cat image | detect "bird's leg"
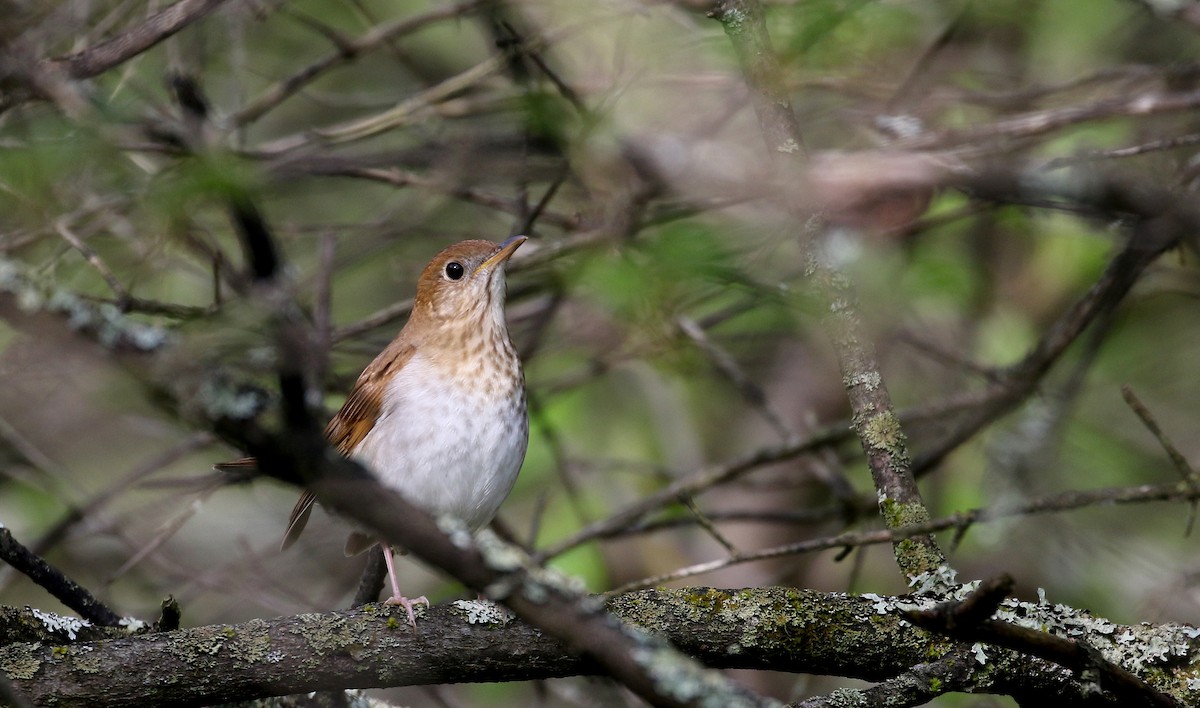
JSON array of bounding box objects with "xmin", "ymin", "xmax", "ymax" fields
[{"xmin": 380, "ymin": 542, "xmax": 428, "ymax": 626}]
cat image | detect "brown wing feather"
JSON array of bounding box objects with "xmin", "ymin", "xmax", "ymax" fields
[
  {"xmin": 323, "ymin": 382, "xmax": 384, "ymax": 456},
  {"xmin": 280, "ymin": 490, "xmax": 316, "ymax": 551},
  {"xmin": 321, "ymin": 341, "xmax": 416, "ymax": 552},
  {"xmin": 215, "ymin": 339, "xmax": 417, "ymax": 552},
  {"xmin": 324, "ymin": 339, "xmax": 414, "ymax": 454},
  {"xmin": 212, "ymin": 457, "xmax": 257, "ymax": 472}
]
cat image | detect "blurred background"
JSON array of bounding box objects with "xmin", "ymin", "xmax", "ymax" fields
[{"xmin": 2, "ymin": 0, "xmax": 1200, "ymax": 705}]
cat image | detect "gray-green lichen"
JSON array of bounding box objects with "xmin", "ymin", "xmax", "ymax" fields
[
  {"xmin": 195, "ymin": 378, "xmax": 267, "ymax": 420},
  {"xmin": 860, "ymin": 410, "xmax": 907, "ymax": 459},
  {"xmin": 881, "ymin": 581, "xmax": 1200, "ymax": 702},
  {"xmin": 844, "ymin": 370, "xmax": 882, "ymax": 392},
  {"xmin": 162, "ymin": 619, "xmax": 279, "ymax": 669},
  {"xmin": 437, "ymin": 516, "xmax": 473, "ymax": 548},
  {"xmin": 0, "ymin": 642, "xmax": 43, "ymax": 681},
  {"xmin": 905, "ymin": 565, "xmax": 960, "ymax": 595},
  {"xmin": 877, "ymin": 495, "xmax": 932, "ymax": 529},
  {"xmin": 617, "ymin": 587, "xmax": 872, "ymax": 660},
  {"xmin": 467, "ymin": 527, "xmax": 590, "ymax": 608},
  {"xmin": 69, "ymin": 645, "xmax": 103, "ymax": 675},
  {"xmin": 472, "ymin": 527, "xmax": 524, "ymax": 572},
  {"xmin": 715, "ymin": 6, "xmax": 747, "ymax": 34},
  {"xmin": 452, "ymin": 599, "xmax": 514, "ymax": 625},
  {"xmin": 287, "ymin": 613, "xmax": 372, "ymax": 659},
  {"xmin": 0, "ymin": 259, "xmax": 169, "ymax": 351}
]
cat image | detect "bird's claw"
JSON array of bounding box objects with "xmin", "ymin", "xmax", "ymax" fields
[{"xmin": 385, "ymin": 594, "xmax": 430, "ymax": 627}]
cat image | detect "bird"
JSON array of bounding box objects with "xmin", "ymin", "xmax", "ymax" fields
[{"xmin": 218, "ymin": 236, "xmax": 529, "ymax": 625}]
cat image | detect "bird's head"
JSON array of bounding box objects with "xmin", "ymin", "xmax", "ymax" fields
[{"xmin": 411, "ymin": 236, "xmax": 526, "ymax": 328}]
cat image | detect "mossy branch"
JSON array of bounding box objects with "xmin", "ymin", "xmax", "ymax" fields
[{"xmin": 4, "ymin": 586, "xmax": 1198, "ymax": 707}]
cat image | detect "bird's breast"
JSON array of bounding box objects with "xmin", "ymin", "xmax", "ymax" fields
[{"xmin": 350, "ymin": 350, "xmax": 528, "ymax": 530}]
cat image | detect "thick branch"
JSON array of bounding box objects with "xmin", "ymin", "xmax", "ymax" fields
[
  {"xmin": 5, "ymin": 587, "xmax": 1198, "ymax": 707},
  {"xmin": 905, "ymin": 578, "xmax": 1183, "ymax": 707}
]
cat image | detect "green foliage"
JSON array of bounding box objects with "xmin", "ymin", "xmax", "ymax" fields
[
  {"xmin": 775, "ymin": 0, "xmax": 923, "ymax": 67},
  {"xmin": 575, "ymin": 223, "xmax": 742, "ymax": 325}
]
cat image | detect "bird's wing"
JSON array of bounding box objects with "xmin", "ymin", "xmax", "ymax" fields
[
  {"xmin": 316, "ymin": 341, "xmax": 418, "ymax": 551},
  {"xmin": 324, "ymin": 340, "xmax": 415, "ymax": 455},
  {"xmin": 220, "ymin": 342, "xmax": 418, "ymax": 551}
]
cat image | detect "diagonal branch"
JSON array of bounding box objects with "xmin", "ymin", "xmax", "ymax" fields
[
  {"xmin": 710, "ymin": 0, "xmax": 946, "ymax": 580},
  {"xmin": 0, "ymin": 528, "xmax": 122, "ymax": 627},
  {"xmin": 231, "ymin": 1, "xmax": 485, "ymax": 126},
  {"xmin": 49, "ymin": 0, "xmax": 231, "ymax": 79}
]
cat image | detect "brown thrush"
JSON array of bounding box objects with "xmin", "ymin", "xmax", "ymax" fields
[{"xmin": 219, "ymin": 236, "xmax": 528, "ymax": 625}]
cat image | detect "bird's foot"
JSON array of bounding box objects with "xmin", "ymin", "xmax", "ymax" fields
[{"xmin": 385, "ymin": 594, "xmax": 430, "ymax": 627}]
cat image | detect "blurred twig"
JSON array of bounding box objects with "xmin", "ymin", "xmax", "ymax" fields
[
  {"xmin": 45, "ymin": 0, "xmax": 230, "ymax": 80},
  {"xmin": 912, "ymin": 174, "xmax": 1186, "ymax": 476},
  {"xmin": 231, "ymin": 0, "xmax": 485, "ymax": 126},
  {"xmin": 536, "ymin": 423, "xmax": 851, "ymax": 562},
  {"xmin": 606, "ymin": 477, "xmax": 1200, "ymax": 594},
  {"xmin": 1122, "ymin": 385, "xmax": 1200, "ymax": 534},
  {"xmin": 676, "ymin": 315, "xmax": 793, "ymax": 439},
  {"xmin": 29, "ymin": 433, "xmax": 214, "ymax": 558}
]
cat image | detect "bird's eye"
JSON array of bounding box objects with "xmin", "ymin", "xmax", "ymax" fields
[{"xmin": 444, "ymin": 261, "xmax": 465, "ymax": 280}]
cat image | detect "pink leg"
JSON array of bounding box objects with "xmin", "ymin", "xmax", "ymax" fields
[{"xmin": 380, "ymin": 543, "xmax": 428, "ymax": 626}]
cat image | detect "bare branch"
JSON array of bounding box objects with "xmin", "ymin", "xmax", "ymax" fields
[
  {"xmin": 49, "ymin": 0, "xmax": 231, "ymax": 79},
  {"xmin": 0, "ymin": 527, "xmax": 122, "ymax": 627}
]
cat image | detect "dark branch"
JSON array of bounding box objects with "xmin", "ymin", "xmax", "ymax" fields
[
  {"xmin": 227, "ymin": 197, "xmax": 280, "ymax": 283},
  {"xmin": 0, "ymin": 527, "xmax": 122, "ymax": 627}
]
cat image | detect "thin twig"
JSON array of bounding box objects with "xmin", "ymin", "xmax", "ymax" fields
[
  {"xmin": 898, "ymin": 86, "xmax": 1200, "ymax": 152},
  {"xmin": 536, "ymin": 424, "xmax": 852, "ymax": 563},
  {"xmin": 605, "ymin": 478, "xmax": 1200, "ymax": 594},
  {"xmin": 288, "ymin": 165, "xmax": 578, "ymax": 230},
  {"xmin": 231, "ymin": 0, "xmax": 485, "ymax": 126},
  {"xmin": 253, "ymin": 51, "xmax": 514, "ymax": 154},
  {"xmin": 1042, "ymin": 133, "xmax": 1200, "ymax": 171},
  {"xmin": 1122, "ymin": 385, "xmax": 1200, "ymax": 534},
  {"xmin": 676, "ymin": 315, "xmax": 793, "ymax": 439},
  {"xmin": 30, "ymin": 433, "xmax": 214, "ymax": 558},
  {"xmin": 312, "ymin": 232, "xmax": 338, "ymax": 381}
]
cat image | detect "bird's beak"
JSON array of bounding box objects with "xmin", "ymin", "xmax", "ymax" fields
[{"xmin": 475, "ymin": 235, "xmax": 527, "ymax": 274}]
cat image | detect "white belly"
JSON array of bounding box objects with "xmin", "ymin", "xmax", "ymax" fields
[{"xmin": 350, "ymin": 354, "xmax": 527, "ymax": 530}]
